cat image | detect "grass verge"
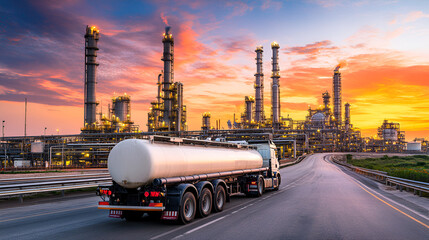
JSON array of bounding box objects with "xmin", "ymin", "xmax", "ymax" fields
[{"xmin": 348, "ymin": 155, "xmax": 429, "ymax": 183}]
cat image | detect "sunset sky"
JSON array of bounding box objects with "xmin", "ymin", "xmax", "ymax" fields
[{"xmin": 0, "ymin": 0, "xmax": 428, "ymax": 140}]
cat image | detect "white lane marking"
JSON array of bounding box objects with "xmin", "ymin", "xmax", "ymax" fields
[
  {"xmin": 327, "ymin": 156, "xmax": 429, "ymax": 222},
  {"xmin": 154, "ymin": 173, "xmax": 311, "ymax": 239},
  {"xmin": 185, "ymin": 216, "xmax": 226, "ymax": 235}
]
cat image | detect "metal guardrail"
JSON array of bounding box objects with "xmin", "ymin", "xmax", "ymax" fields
[
  {"xmin": 0, "ymin": 176, "xmax": 112, "ymax": 202},
  {"xmin": 330, "ymin": 155, "xmax": 429, "ymax": 197},
  {"xmin": 0, "ymin": 173, "xmax": 110, "ymax": 183},
  {"xmin": 280, "ymin": 154, "xmax": 307, "ymax": 168}
]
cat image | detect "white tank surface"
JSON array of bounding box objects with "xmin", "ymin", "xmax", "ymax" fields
[
  {"xmin": 108, "ymin": 139, "xmax": 263, "ymax": 188},
  {"xmin": 407, "ymin": 142, "xmax": 421, "ymax": 151}
]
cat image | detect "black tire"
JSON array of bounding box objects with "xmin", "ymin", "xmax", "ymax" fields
[
  {"xmin": 123, "ymin": 211, "xmax": 143, "ymax": 221},
  {"xmin": 213, "ymin": 185, "xmax": 226, "ymax": 213},
  {"xmin": 179, "ymin": 192, "xmax": 196, "ymax": 224},
  {"xmin": 198, "ymin": 188, "xmax": 212, "ymax": 217},
  {"xmin": 274, "ymin": 173, "xmax": 281, "ymax": 191},
  {"xmin": 256, "ymin": 176, "xmax": 264, "ymax": 197}
]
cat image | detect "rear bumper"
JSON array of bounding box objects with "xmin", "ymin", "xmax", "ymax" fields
[{"xmin": 98, "ymin": 205, "xmax": 165, "ymax": 211}]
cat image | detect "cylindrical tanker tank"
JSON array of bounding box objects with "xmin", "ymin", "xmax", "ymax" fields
[{"xmin": 108, "ymin": 139, "xmax": 263, "ymax": 189}]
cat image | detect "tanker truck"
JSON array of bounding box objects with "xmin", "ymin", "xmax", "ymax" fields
[{"xmin": 97, "ymin": 135, "xmax": 281, "ymax": 224}]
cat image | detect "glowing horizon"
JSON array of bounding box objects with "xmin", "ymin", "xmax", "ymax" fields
[{"xmin": 0, "ymin": 0, "xmax": 428, "ymax": 141}]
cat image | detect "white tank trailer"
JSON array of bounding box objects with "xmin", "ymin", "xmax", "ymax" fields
[{"xmin": 97, "ymin": 136, "xmax": 282, "ymax": 224}]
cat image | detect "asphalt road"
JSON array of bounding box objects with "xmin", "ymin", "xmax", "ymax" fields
[{"xmin": 0, "ymin": 153, "xmax": 428, "ymax": 240}]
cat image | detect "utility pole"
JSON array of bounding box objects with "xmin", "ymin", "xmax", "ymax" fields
[
  {"xmin": 24, "ymin": 98, "xmax": 27, "ymax": 137},
  {"xmin": 1, "ymin": 120, "xmax": 4, "ymax": 169}
]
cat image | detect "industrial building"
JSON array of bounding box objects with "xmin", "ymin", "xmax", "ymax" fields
[
  {"xmin": 147, "ymin": 26, "xmax": 187, "ymax": 132},
  {"xmin": 0, "ymin": 26, "xmax": 420, "ymax": 169},
  {"xmin": 81, "ymin": 26, "xmax": 139, "ymax": 134}
]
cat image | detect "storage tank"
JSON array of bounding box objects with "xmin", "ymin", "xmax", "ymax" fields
[
  {"xmin": 112, "ymin": 95, "xmax": 131, "ymax": 122},
  {"xmin": 407, "ymin": 142, "xmax": 421, "ymax": 151},
  {"xmin": 108, "ymin": 139, "xmax": 263, "ymax": 188}
]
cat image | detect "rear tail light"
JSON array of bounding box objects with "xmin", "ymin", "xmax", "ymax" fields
[
  {"xmin": 149, "ymin": 202, "xmax": 163, "ymax": 207},
  {"xmin": 99, "ymin": 201, "xmax": 109, "ymax": 205},
  {"xmin": 150, "ymin": 191, "xmax": 160, "ymax": 197},
  {"xmin": 100, "ymin": 190, "xmax": 112, "ymax": 195},
  {"xmin": 251, "ymin": 181, "xmax": 257, "ymax": 185}
]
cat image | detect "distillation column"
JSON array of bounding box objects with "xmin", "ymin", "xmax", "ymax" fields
[
  {"xmin": 333, "ymin": 65, "xmax": 342, "ymax": 125},
  {"xmin": 271, "ymin": 42, "xmax": 281, "ymax": 128},
  {"xmin": 84, "ymin": 26, "xmax": 100, "ymax": 128},
  {"xmin": 201, "ymin": 113, "xmax": 211, "ymax": 131},
  {"xmin": 162, "ymin": 26, "xmax": 174, "ymax": 127},
  {"xmin": 322, "ymin": 91, "xmax": 330, "ymax": 111},
  {"xmin": 245, "ymin": 96, "xmax": 255, "ymax": 123},
  {"xmin": 345, "ymin": 103, "xmax": 350, "ymax": 131},
  {"xmin": 254, "ymin": 46, "xmax": 264, "ymax": 123},
  {"xmin": 176, "ymin": 82, "xmax": 183, "ymax": 131}
]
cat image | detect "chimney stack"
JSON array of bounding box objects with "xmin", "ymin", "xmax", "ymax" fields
[
  {"xmin": 271, "ymin": 42, "xmax": 280, "ymax": 128},
  {"xmin": 333, "ymin": 65, "xmax": 342, "ymax": 125},
  {"xmin": 84, "ymin": 26, "xmax": 100, "ymax": 128},
  {"xmin": 254, "ymin": 46, "xmax": 264, "ymax": 123}
]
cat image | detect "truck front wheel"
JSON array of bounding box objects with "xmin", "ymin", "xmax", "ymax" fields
[
  {"xmin": 198, "ymin": 188, "xmax": 212, "ymax": 217},
  {"xmin": 213, "ymin": 185, "xmax": 226, "ymax": 212},
  {"xmin": 274, "ymin": 173, "xmax": 281, "ymax": 191},
  {"xmin": 179, "ymin": 192, "xmax": 196, "ymax": 224}
]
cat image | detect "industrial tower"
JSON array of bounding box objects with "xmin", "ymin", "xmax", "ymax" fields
[
  {"xmin": 147, "ymin": 26, "xmax": 187, "ymax": 132},
  {"xmin": 333, "ymin": 65, "xmax": 342, "ymax": 125},
  {"xmin": 271, "ymin": 42, "xmax": 281, "ymax": 129},
  {"xmin": 83, "ymin": 26, "xmax": 99, "ymax": 129},
  {"xmin": 254, "ymin": 46, "xmax": 264, "ymax": 124}
]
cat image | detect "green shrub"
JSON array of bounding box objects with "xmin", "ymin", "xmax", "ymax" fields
[
  {"xmin": 346, "ymin": 154, "xmax": 353, "ymax": 161},
  {"xmin": 416, "ymin": 161, "xmax": 426, "ymax": 166}
]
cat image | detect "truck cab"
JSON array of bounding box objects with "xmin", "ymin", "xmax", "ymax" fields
[{"xmin": 248, "ymin": 140, "xmax": 281, "ymax": 189}]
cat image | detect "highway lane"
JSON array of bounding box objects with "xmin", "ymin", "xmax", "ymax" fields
[{"xmin": 0, "ymin": 153, "xmax": 428, "ymax": 240}]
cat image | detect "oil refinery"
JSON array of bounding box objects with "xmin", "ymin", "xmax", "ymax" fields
[{"xmin": 0, "ymin": 25, "xmax": 427, "ymax": 169}]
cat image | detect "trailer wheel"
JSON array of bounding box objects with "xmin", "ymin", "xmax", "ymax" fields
[
  {"xmin": 256, "ymin": 176, "xmax": 264, "ymax": 197},
  {"xmin": 274, "ymin": 173, "xmax": 281, "ymax": 191},
  {"xmin": 179, "ymin": 192, "xmax": 196, "ymax": 224},
  {"xmin": 123, "ymin": 211, "xmax": 143, "ymax": 221},
  {"xmin": 198, "ymin": 188, "xmax": 212, "ymax": 217},
  {"xmin": 213, "ymin": 185, "xmax": 226, "ymax": 212}
]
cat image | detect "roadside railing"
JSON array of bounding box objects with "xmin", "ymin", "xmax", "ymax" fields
[
  {"xmin": 0, "ymin": 172, "xmax": 110, "ymax": 183},
  {"xmin": 0, "ymin": 176, "xmax": 112, "ymax": 202},
  {"xmin": 330, "ymin": 155, "xmax": 429, "ymax": 197},
  {"xmin": 280, "ymin": 154, "xmax": 307, "ymax": 168}
]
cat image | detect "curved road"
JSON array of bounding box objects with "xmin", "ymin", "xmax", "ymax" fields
[{"xmin": 0, "ymin": 154, "xmax": 428, "ymax": 239}]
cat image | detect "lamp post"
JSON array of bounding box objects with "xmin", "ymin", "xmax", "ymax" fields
[
  {"xmin": 44, "ymin": 127, "xmax": 47, "ymax": 136},
  {"xmin": 2, "ymin": 120, "xmax": 5, "ymax": 169},
  {"xmin": 56, "ymin": 129, "xmax": 59, "ymax": 135}
]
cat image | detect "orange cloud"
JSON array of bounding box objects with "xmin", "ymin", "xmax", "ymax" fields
[{"xmin": 404, "ymin": 11, "xmax": 429, "ymax": 23}]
